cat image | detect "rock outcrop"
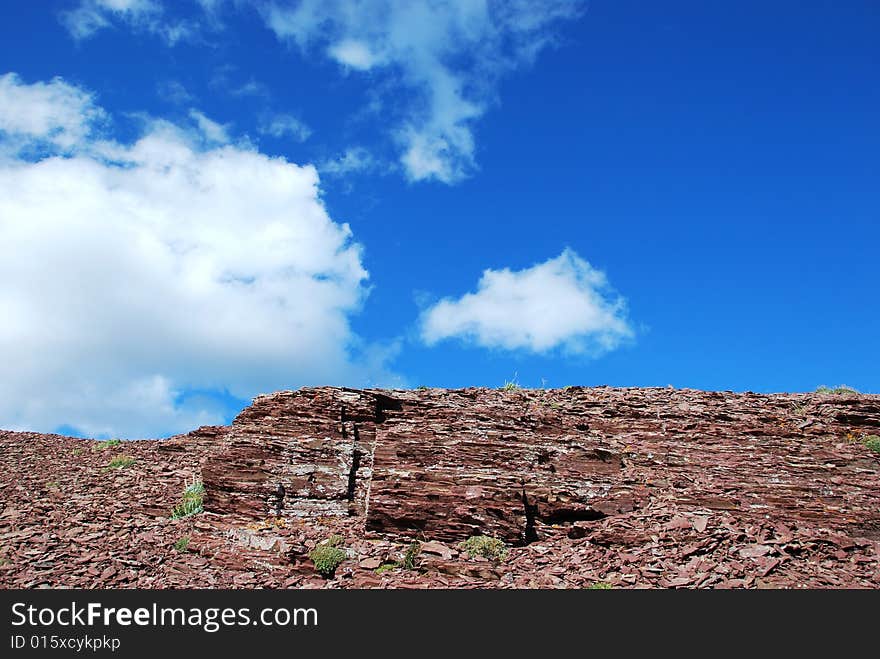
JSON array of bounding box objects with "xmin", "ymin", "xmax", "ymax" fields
[
  {"xmin": 2, "ymin": 386, "xmax": 879, "ymax": 589},
  {"xmin": 202, "ymin": 386, "xmax": 880, "ymax": 546}
]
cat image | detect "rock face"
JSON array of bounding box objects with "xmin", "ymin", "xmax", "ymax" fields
[
  {"xmin": 2, "ymin": 386, "xmax": 879, "ymax": 589},
  {"xmin": 202, "ymin": 386, "xmax": 880, "ymax": 546}
]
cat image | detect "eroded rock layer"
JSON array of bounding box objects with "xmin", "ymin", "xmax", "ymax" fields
[{"xmin": 202, "ymin": 387, "xmax": 880, "ymax": 546}]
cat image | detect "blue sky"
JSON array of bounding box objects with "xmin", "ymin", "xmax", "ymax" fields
[{"xmin": 0, "ymin": 1, "xmax": 877, "ymax": 438}]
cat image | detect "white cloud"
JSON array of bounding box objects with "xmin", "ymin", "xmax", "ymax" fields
[
  {"xmin": 188, "ymin": 108, "xmax": 231, "ymax": 144},
  {"xmin": 258, "ymin": 113, "xmax": 312, "ymax": 142},
  {"xmin": 421, "ymin": 250, "xmax": 633, "ymax": 355},
  {"xmin": 318, "ymin": 147, "xmax": 377, "ymax": 177},
  {"xmin": 327, "ymin": 39, "xmax": 380, "ymax": 71},
  {"xmin": 260, "ymin": 0, "xmax": 584, "ymax": 183},
  {"xmin": 0, "ymin": 72, "xmax": 106, "ymax": 151},
  {"xmin": 60, "ymin": 0, "xmax": 194, "ymax": 44},
  {"xmin": 57, "ymin": 1, "xmax": 584, "ymax": 182},
  {"xmin": 0, "ymin": 74, "xmax": 393, "ymax": 438}
]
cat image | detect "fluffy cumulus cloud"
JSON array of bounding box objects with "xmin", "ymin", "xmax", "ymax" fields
[
  {"xmin": 421, "ymin": 250, "xmax": 633, "ymax": 355},
  {"xmin": 0, "ymin": 73, "xmax": 106, "ymax": 151},
  {"xmin": 260, "ymin": 0, "xmax": 584, "ymax": 183},
  {"xmin": 0, "ymin": 73, "xmax": 392, "ymax": 438}
]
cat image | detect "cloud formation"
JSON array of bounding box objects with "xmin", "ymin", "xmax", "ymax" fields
[
  {"xmin": 318, "ymin": 147, "xmax": 378, "ymax": 177},
  {"xmin": 260, "ymin": 0, "xmax": 583, "ymax": 183},
  {"xmin": 421, "ymin": 250, "xmax": 633, "ymax": 355},
  {"xmin": 60, "ymin": 0, "xmax": 193, "ymax": 44},
  {"xmin": 258, "ymin": 113, "xmax": 312, "ymax": 142},
  {"xmin": 0, "ymin": 72, "xmax": 106, "ymax": 151},
  {"xmin": 0, "ymin": 73, "xmax": 389, "ymax": 437}
]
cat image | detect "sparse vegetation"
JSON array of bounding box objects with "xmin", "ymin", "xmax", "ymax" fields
[
  {"xmin": 588, "ymin": 581, "xmax": 613, "ymax": 590},
  {"xmin": 95, "ymin": 439, "xmax": 122, "ymax": 450},
  {"xmin": 862, "ymin": 435, "xmax": 880, "ymax": 454},
  {"xmin": 458, "ymin": 535, "xmax": 508, "ymax": 561},
  {"xmin": 171, "ymin": 481, "xmax": 205, "ymax": 519},
  {"xmin": 106, "ymin": 455, "xmax": 135, "ymax": 469},
  {"xmin": 309, "ymin": 537, "xmax": 347, "ymax": 578},
  {"xmin": 72, "ymin": 447, "xmax": 84, "ymax": 456},
  {"xmin": 375, "ymin": 562, "xmax": 397, "ymax": 575},
  {"xmin": 174, "ymin": 536, "xmax": 191, "ymax": 552},
  {"xmin": 500, "ymin": 372, "xmax": 522, "ymax": 391},
  {"xmin": 401, "ymin": 541, "xmax": 421, "ymax": 570},
  {"xmin": 815, "ymin": 385, "xmax": 859, "ymax": 395},
  {"xmin": 373, "ymin": 541, "xmax": 422, "ymax": 575},
  {"xmin": 417, "ymin": 385, "xmax": 429, "ymax": 391}
]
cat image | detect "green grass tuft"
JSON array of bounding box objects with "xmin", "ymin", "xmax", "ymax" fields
[
  {"xmin": 174, "ymin": 536, "xmax": 191, "ymax": 552},
  {"xmin": 171, "ymin": 481, "xmax": 205, "ymax": 519},
  {"xmin": 401, "ymin": 541, "xmax": 421, "ymax": 570},
  {"xmin": 588, "ymin": 581, "xmax": 613, "ymax": 590},
  {"xmin": 375, "ymin": 563, "xmax": 398, "ymax": 575},
  {"xmin": 458, "ymin": 535, "xmax": 508, "ymax": 561},
  {"xmin": 106, "ymin": 455, "xmax": 135, "ymax": 469},
  {"xmin": 815, "ymin": 385, "xmax": 859, "ymax": 395},
  {"xmin": 862, "ymin": 435, "xmax": 880, "ymax": 454},
  {"xmin": 95, "ymin": 439, "xmax": 122, "ymax": 450},
  {"xmin": 309, "ymin": 539, "xmax": 347, "ymax": 578}
]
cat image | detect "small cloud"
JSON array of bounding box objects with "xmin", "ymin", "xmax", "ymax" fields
[
  {"xmin": 420, "ymin": 249, "xmax": 633, "ymax": 356},
  {"xmin": 230, "ymin": 79, "xmax": 269, "ymax": 97},
  {"xmin": 60, "ymin": 0, "xmax": 195, "ymax": 45},
  {"xmin": 0, "ymin": 72, "xmax": 107, "ymax": 151},
  {"xmin": 318, "ymin": 147, "xmax": 378, "ymax": 176},
  {"xmin": 156, "ymin": 80, "xmax": 195, "ymax": 105},
  {"xmin": 328, "ymin": 39, "xmax": 380, "ymax": 71},
  {"xmin": 189, "ymin": 108, "xmax": 230, "ymax": 144},
  {"xmin": 258, "ymin": 113, "xmax": 312, "ymax": 142},
  {"xmin": 209, "ymin": 66, "xmax": 270, "ymax": 98}
]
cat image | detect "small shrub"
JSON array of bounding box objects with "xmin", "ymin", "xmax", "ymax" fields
[
  {"xmin": 816, "ymin": 385, "xmax": 859, "ymax": 395},
  {"xmin": 417, "ymin": 385, "xmax": 429, "ymax": 391},
  {"xmin": 106, "ymin": 455, "xmax": 135, "ymax": 469},
  {"xmin": 95, "ymin": 439, "xmax": 122, "ymax": 450},
  {"xmin": 401, "ymin": 541, "xmax": 421, "ymax": 570},
  {"xmin": 588, "ymin": 581, "xmax": 613, "ymax": 590},
  {"xmin": 458, "ymin": 535, "xmax": 508, "ymax": 561},
  {"xmin": 174, "ymin": 536, "xmax": 190, "ymax": 552},
  {"xmin": 863, "ymin": 435, "xmax": 880, "ymax": 454},
  {"xmin": 72, "ymin": 447, "xmax": 84, "ymax": 456},
  {"xmin": 171, "ymin": 481, "xmax": 205, "ymax": 519},
  {"xmin": 309, "ymin": 539, "xmax": 347, "ymax": 579}
]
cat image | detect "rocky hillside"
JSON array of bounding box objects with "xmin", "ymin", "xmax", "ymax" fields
[{"xmin": 1, "ymin": 386, "xmax": 879, "ymax": 588}]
